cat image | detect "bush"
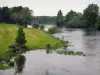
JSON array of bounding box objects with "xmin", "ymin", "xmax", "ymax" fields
[
  {"xmin": 48, "ymin": 27, "xmax": 58, "ymax": 34},
  {"xmin": 40, "ymin": 25, "xmax": 44, "ymax": 30},
  {"xmin": 32, "ymin": 23, "xmax": 39, "ymax": 29},
  {"xmin": 76, "ymin": 51, "xmax": 83, "ymax": 55},
  {"xmin": 8, "ymin": 61, "xmax": 14, "ymax": 67},
  {"xmin": 0, "ymin": 63, "xmax": 7, "ymax": 70}
]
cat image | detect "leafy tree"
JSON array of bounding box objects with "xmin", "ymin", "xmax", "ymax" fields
[
  {"xmin": 11, "ymin": 12, "xmax": 20, "ymax": 24},
  {"xmin": 65, "ymin": 10, "xmax": 77, "ymax": 25},
  {"xmin": 83, "ymin": 3, "xmax": 99, "ymax": 28},
  {"xmin": 56, "ymin": 10, "xmax": 64, "ymax": 27},
  {"xmin": 2, "ymin": 7, "xmax": 11, "ymax": 23},
  {"xmin": 95, "ymin": 16, "xmax": 100, "ymax": 30},
  {"xmin": 19, "ymin": 7, "xmax": 32, "ymax": 26},
  {"xmin": 0, "ymin": 7, "xmax": 2, "ymax": 22},
  {"xmin": 32, "ymin": 16, "xmax": 56, "ymax": 24},
  {"xmin": 15, "ymin": 26, "xmax": 26, "ymax": 46},
  {"xmin": 66, "ymin": 12, "xmax": 83, "ymax": 28},
  {"xmin": 0, "ymin": 6, "xmax": 33, "ymax": 26},
  {"xmin": 11, "ymin": 6, "xmax": 23, "ymax": 13}
]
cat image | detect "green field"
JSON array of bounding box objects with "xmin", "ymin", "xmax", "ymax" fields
[{"xmin": 0, "ymin": 23, "xmax": 62, "ymax": 54}]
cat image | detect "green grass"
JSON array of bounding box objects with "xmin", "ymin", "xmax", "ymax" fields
[{"xmin": 0, "ymin": 23, "xmax": 62, "ymax": 54}]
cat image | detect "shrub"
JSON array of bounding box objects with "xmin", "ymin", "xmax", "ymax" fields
[
  {"xmin": 32, "ymin": 23, "xmax": 39, "ymax": 29},
  {"xmin": 48, "ymin": 27, "xmax": 59, "ymax": 34},
  {"xmin": 0, "ymin": 63, "xmax": 7, "ymax": 70},
  {"xmin": 40, "ymin": 25, "xmax": 44, "ymax": 30},
  {"xmin": 8, "ymin": 61, "xmax": 14, "ymax": 67}
]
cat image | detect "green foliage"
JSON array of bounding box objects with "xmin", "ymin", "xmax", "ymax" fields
[
  {"xmin": 65, "ymin": 10, "xmax": 77, "ymax": 24},
  {"xmin": 0, "ymin": 23, "xmax": 63, "ymax": 60},
  {"xmin": 40, "ymin": 25, "xmax": 44, "ymax": 30},
  {"xmin": 56, "ymin": 10, "xmax": 64, "ymax": 27},
  {"xmin": 11, "ymin": 12, "xmax": 20, "ymax": 24},
  {"xmin": 57, "ymin": 50, "xmax": 83, "ymax": 56},
  {"xmin": 32, "ymin": 16, "xmax": 56, "ymax": 24},
  {"xmin": 83, "ymin": 3, "xmax": 99, "ymax": 28},
  {"xmin": 2, "ymin": 7, "xmax": 11, "ymax": 23},
  {"xmin": 0, "ymin": 7, "xmax": 2, "ymax": 22},
  {"xmin": 67, "ymin": 15, "xmax": 82, "ymax": 27},
  {"xmin": 45, "ymin": 44, "xmax": 52, "ymax": 50},
  {"xmin": 0, "ymin": 63, "xmax": 7, "ymax": 70},
  {"xmin": 8, "ymin": 61, "xmax": 14, "ymax": 67},
  {"xmin": 32, "ymin": 23, "xmax": 39, "ymax": 29},
  {"xmin": 48, "ymin": 27, "xmax": 59, "ymax": 34},
  {"xmin": 14, "ymin": 55, "xmax": 21, "ymax": 63},
  {"xmin": 0, "ymin": 6, "xmax": 33, "ymax": 26},
  {"xmin": 15, "ymin": 26, "xmax": 26, "ymax": 45},
  {"xmin": 0, "ymin": 51, "xmax": 14, "ymax": 62},
  {"xmin": 95, "ymin": 16, "xmax": 100, "ymax": 30}
]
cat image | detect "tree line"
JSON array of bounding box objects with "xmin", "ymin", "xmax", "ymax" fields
[
  {"xmin": 0, "ymin": 6, "xmax": 33, "ymax": 27},
  {"xmin": 56, "ymin": 3, "xmax": 100, "ymax": 30},
  {"xmin": 32, "ymin": 16, "xmax": 56, "ymax": 24}
]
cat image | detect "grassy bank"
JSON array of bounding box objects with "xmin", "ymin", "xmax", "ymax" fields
[{"xmin": 0, "ymin": 23, "xmax": 63, "ymax": 54}]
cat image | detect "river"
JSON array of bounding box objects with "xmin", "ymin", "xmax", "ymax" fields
[{"xmin": 0, "ymin": 28, "xmax": 100, "ymax": 75}]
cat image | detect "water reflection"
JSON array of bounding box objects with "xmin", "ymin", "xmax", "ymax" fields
[
  {"xmin": 14, "ymin": 55, "xmax": 26, "ymax": 75},
  {"xmin": 1, "ymin": 28, "xmax": 100, "ymax": 75},
  {"xmin": 45, "ymin": 44, "xmax": 52, "ymax": 54},
  {"xmin": 83, "ymin": 29, "xmax": 97, "ymax": 36}
]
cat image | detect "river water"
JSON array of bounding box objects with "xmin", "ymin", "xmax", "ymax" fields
[{"xmin": 0, "ymin": 28, "xmax": 100, "ymax": 75}]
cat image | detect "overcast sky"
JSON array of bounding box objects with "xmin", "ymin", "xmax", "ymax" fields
[{"xmin": 0, "ymin": 0, "xmax": 100, "ymax": 16}]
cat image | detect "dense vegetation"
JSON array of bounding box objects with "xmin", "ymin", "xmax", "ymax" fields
[
  {"xmin": 31, "ymin": 4, "xmax": 100, "ymax": 30},
  {"xmin": 56, "ymin": 3, "xmax": 100, "ymax": 30},
  {"xmin": 0, "ymin": 6, "xmax": 33, "ymax": 27},
  {"xmin": 32, "ymin": 16, "xmax": 56, "ymax": 24}
]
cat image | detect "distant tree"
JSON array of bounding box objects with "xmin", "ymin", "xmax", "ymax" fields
[
  {"xmin": 65, "ymin": 10, "xmax": 77, "ymax": 25},
  {"xmin": 15, "ymin": 26, "xmax": 26, "ymax": 46},
  {"xmin": 95, "ymin": 16, "xmax": 100, "ymax": 30},
  {"xmin": 11, "ymin": 12, "xmax": 20, "ymax": 24},
  {"xmin": 11, "ymin": 6, "xmax": 23, "ymax": 13},
  {"xmin": 19, "ymin": 7, "xmax": 32, "ymax": 26},
  {"xmin": 68, "ymin": 16, "xmax": 82, "ymax": 27},
  {"xmin": 83, "ymin": 3, "xmax": 99, "ymax": 28},
  {"xmin": 0, "ymin": 7, "xmax": 2, "ymax": 22},
  {"xmin": 56, "ymin": 10, "xmax": 64, "ymax": 27},
  {"xmin": 2, "ymin": 7, "xmax": 11, "ymax": 23}
]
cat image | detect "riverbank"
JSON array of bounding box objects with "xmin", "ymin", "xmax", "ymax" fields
[{"xmin": 0, "ymin": 23, "xmax": 67, "ymax": 61}]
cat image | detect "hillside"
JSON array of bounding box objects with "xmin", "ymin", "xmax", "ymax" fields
[{"xmin": 0, "ymin": 23, "xmax": 62, "ymax": 53}]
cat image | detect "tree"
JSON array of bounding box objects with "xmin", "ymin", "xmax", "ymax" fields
[
  {"xmin": 15, "ymin": 26, "xmax": 26, "ymax": 46},
  {"xmin": 83, "ymin": 3, "xmax": 99, "ymax": 28},
  {"xmin": 65, "ymin": 10, "xmax": 77, "ymax": 25},
  {"xmin": 11, "ymin": 12, "xmax": 20, "ymax": 24},
  {"xmin": 68, "ymin": 16, "xmax": 82, "ymax": 28},
  {"xmin": 2, "ymin": 7, "xmax": 11, "ymax": 23},
  {"xmin": 0, "ymin": 7, "xmax": 2, "ymax": 22},
  {"xmin": 19, "ymin": 7, "xmax": 32, "ymax": 26},
  {"xmin": 95, "ymin": 16, "xmax": 100, "ymax": 30},
  {"xmin": 56, "ymin": 10, "xmax": 64, "ymax": 27}
]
